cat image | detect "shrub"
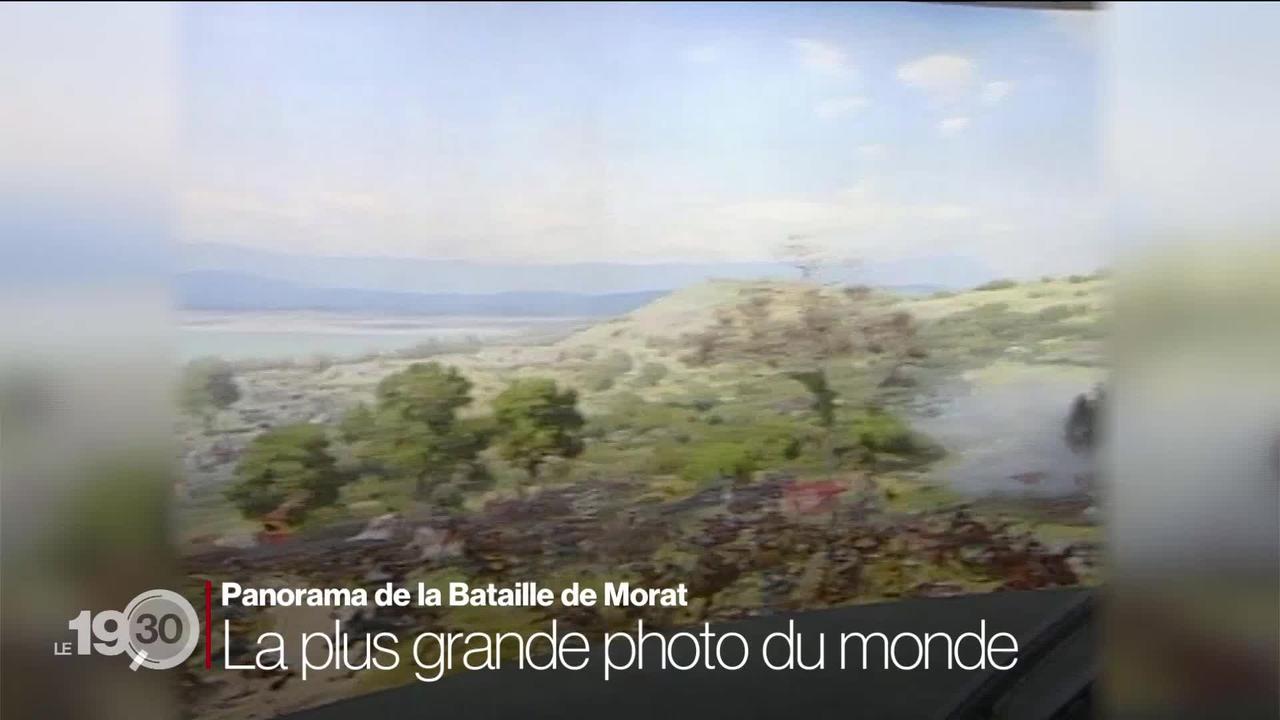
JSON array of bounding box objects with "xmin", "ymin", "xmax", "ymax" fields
[
  {"xmin": 582, "ymin": 350, "xmax": 634, "ymax": 391},
  {"xmin": 975, "ymin": 279, "xmax": 1018, "ymax": 291},
  {"xmin": 679, "ymin": 442, "xmax": 759, "ymax": 485},
  {"xmin": 584, "ymin": 373, "xmax": 616, "ymax": 392},
  {"xmin": 1036, "ymin": 303, "xmax": 1089, "ymax": 322},
  {"xmin": 849, "ymin": 410, "xmax": 915, "ymax": 454},
  {"xmin": 636, "ymin": 362, "xmax": 668, "ymax": 386}
]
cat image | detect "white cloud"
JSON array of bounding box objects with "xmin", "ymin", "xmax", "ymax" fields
[
  {"xmin": 791, "ymin": 38, "xmax": 850, "ymax": 74},
  {"xmin": 897, "ymin": 54, "xmax": 975, "ymax": 103},
  {"xmin": 938, "ymin": 116, "xmax": 971, "ymax": 137},
  {"xmin": 981, "ymin": 80, "xmax": 1013, "ymax": 105},
  {"xmin": 814, "ymin": 96, "xmax": 868, "ymax": 120},
  {"xmin": 678, "ymin": 185, "xmax": 984, "ymax": 263},
  {"xmin": 858, "ymin": 143, "xmax": 885, "ymax": 157}
]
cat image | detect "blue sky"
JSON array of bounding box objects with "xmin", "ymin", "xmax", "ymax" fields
[{"xmin": 179, "ymin": 2, "xmax": 1100, "ymax": 276}]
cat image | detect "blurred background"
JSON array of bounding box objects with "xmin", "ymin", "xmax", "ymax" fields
[
  {"xmin": 1, "ymin": 4, "xmax": 179, "ymax": 720},
  {"xmin": 1106, "ymin": 2, "xmax": 1280, "ymax": 716}
]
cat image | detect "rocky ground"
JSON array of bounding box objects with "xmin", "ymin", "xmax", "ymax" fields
[{"xmin": 181, "ymin": 469, "xmax": 1100, "ymax": 719}]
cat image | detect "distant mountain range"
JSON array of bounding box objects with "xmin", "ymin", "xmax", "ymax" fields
[
  {"xmin": 182, "ymin": 243, "xmax": 989, "ymax": 296},
  {"xmin": 177, "ymin": 271, "xmax": 666, "ymax": 317}
]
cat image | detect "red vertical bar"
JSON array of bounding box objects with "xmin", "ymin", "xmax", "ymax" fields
[{"xmin": 204, "ymin": 580, "xmax": 213, "ymax": 669}]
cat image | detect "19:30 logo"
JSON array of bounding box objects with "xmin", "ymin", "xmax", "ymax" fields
[{"xmin": 65, "ymin": 589, "xmax": 200, "ymax": 670}]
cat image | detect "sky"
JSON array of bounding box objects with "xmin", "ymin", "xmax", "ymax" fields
[{"xmin": 179, "ymin": 2, "xmax": 1101, "ymax": 276}]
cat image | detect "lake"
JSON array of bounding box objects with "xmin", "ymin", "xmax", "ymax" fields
[{"xmin": 178, "ymin": 311, "xmax": 586, "ymax": 361}]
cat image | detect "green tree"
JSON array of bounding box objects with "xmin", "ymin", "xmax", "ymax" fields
[
  {"xmin": 226, "ymin": 423, "xmax": 344, "ymax": 525},
  {"xmin": 787, "ymin": 370, "xmax": 837, "ymax": 428},
  {"xmin": 180, "ymin": 357, "xmax": 240, "ymax": 430},
  {"xmin": 375, "ymin": 361, "xmax": 472, "ymax": 426},
  {"xmin": 492, "ymin": 378, "xmax": 584, "ymax": 494},
  {"xmin": 344, "ymin": 362, "xmax": 487, "ymax": 500},
  {"xmin": 787, "ymin": 369, "xmax": 839, "ymax": 476}
]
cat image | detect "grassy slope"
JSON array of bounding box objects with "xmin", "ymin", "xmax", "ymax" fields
[{"xmin": 177, "ymin": 275, "xmax": 1108, "ymax": 543}]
